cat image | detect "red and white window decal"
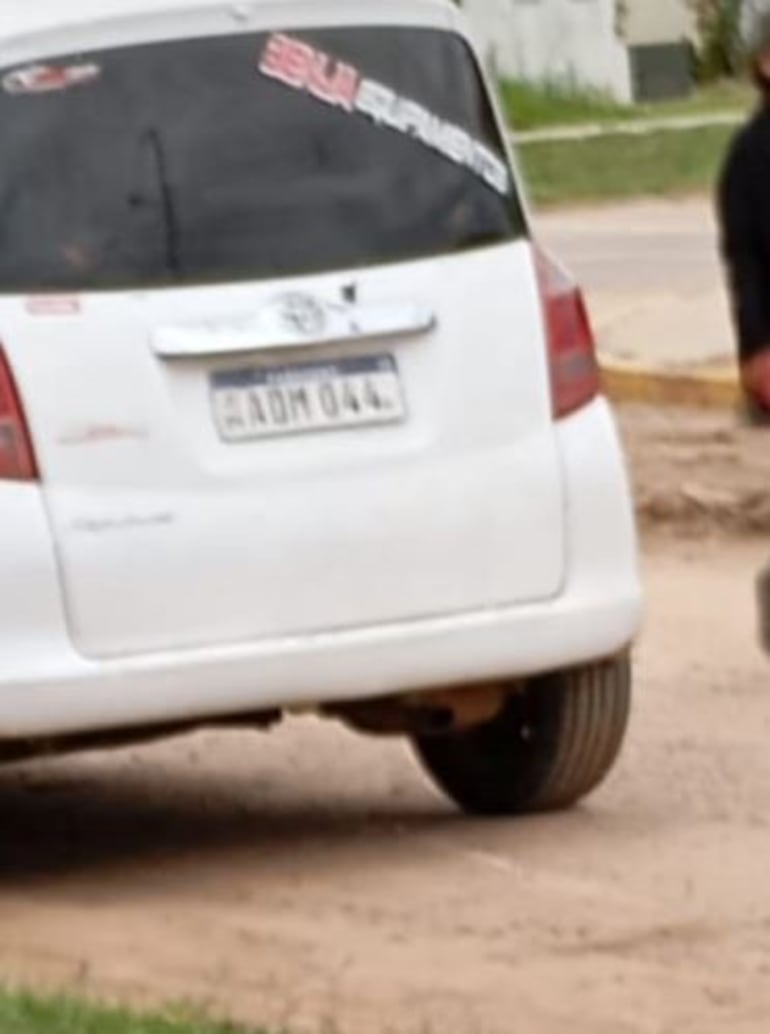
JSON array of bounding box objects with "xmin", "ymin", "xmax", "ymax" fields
[
  {"xmin": 2, "ymin": 63, "xmax": 101, "ymax": 96},
  {"xmin": 258, "ymin": 33, "xmax": 510, "ymax": 197}
]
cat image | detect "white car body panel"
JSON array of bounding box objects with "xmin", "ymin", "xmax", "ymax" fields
[
  {"xmin": 0, "ymin": 399, "xmax": 639, "ymax": 741},
  {"xmin": 0, "ymin": 0, "xmax": 642, "ymax": 745},
  {"xmin": 2, "ymin": 243, "xmax": 568, "ymax": 659},
  {"xmin": 0, "ymin": 1, "xmax": 455, "ymax": 66}
]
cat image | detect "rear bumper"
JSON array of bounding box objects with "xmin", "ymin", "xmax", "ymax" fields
[{"xmin": 0, "ymin": 399, "xmax": 641, "ymax": 740}]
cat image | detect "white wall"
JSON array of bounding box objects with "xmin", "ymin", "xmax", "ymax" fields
[
  {"xmin": 743, "ymin": 0, "xmax": 770, "ymax": 38},
  {"xmin": 461, "ymin": 0, "xmax": 633, "ymax": 101},
  {"xmin": 623, "ymin": 0, "xmax": 693, "ymax": 46}
]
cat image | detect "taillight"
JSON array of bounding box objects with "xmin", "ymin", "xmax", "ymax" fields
[
  {"xmin": 534, "ymin": 243, "xmax": 601, "ymax": 420},
  {"xmin": 0, "ymin": 349, "xmax": 38, "ymax": 481}
]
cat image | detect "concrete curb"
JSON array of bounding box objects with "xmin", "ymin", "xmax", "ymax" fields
[
  {"xmin": 600, "ymin": 359, "xmax": 741, "ymax": 409},
  {"xmin": 512, "ymin": 111, "xmax": 744, "ymax": 146}
]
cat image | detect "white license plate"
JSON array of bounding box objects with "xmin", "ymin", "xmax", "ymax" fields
[{"xmin": 211, "ymin": 354, "xmax": 406, "ymax": 442}]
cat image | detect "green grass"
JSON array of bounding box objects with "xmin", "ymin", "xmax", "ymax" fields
[
  {"xmin": 0, "ymin": 991, "xmax": 260, "ymax": 1034},
  {"xmin": 500, "ymin": 80, "xmax": 632, "ymax": 131},
  {"xmin": 501, "ymin": 78, "xmax": 753, "ymax": 131},
  {"xmin": 636, "ymin": 79, "xmax": 754, "ymax": 120},
  {"xmin": 519, "ymin": 123, "xmax": 737, "ymax": 207}
]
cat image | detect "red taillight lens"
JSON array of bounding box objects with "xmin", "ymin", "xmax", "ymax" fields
[
  {"xmin": 534, "ymin": 243, "xmax": 600, "ymax": 420},
  {"xmin": 0, "ymin": 349, "xmax": 38, "ymax": 481}
]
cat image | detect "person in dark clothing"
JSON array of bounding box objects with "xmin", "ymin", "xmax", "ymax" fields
[
  {"xmin": 722, "ymin": 16, "xmax": 770, "ymax": 654},
  {"xmin": 718, "ymin": 13, "xmax": 770, "ymax": 416}
]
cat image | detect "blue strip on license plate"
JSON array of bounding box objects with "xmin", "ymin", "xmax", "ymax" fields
[{"xmin": 211, "ymin": 354, "xmax": 406, "ymax": 442}]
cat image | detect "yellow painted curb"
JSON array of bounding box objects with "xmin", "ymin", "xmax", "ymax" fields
[{"xmin": 600, "ymin": 360, "xmax": 741, "ymax": 409}]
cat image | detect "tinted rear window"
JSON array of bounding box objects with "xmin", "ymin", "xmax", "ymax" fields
[{"xmin": 0, "ymin": 26, "xmax": 525, "ymax": 292}]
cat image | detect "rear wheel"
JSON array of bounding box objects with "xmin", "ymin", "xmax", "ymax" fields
[{"xmin": 413, "ymin": 655, "xmax": 631, "ymax": 816}]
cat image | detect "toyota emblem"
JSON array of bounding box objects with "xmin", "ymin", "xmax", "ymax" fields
[{"xmin": 278, "ymin": 293, "xmax": 327, "ymax": 337}]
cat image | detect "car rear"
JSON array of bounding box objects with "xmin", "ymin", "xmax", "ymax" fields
[{"xmin": 0, "ymin": 0, "xmax": 641, "ymax": 804}]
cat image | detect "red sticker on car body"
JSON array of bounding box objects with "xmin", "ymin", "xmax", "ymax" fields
[{"xmin": 25, "ymin": 296, "xmax": 82, "ymax": 316}]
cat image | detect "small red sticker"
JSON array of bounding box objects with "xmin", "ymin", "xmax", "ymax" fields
[{"xmin": 3, "ymin": 63, "xmax": 101, "ymax": 95}]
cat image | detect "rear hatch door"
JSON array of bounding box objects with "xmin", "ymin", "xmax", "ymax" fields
[{"xmin": 0, "ymin": 21, "xmax": 566, "ymax": 659}]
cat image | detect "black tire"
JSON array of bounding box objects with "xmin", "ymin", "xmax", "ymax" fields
[{"xmin": 413, "ymin": 655, "xmax": 631, "ymax": 816}]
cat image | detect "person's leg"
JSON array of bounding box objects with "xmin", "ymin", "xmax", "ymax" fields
[
  {"xmin": 741, "ymin": 349, "xmax": 770, "ymax": 416},
  {"xmin": 742, "ymin": 396, "xmax": 770, "ymax": 426}
]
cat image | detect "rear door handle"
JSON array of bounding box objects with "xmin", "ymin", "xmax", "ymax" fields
[{"xmin": 153, "ymin": 299, "xmax": 436, "ymax": 359}]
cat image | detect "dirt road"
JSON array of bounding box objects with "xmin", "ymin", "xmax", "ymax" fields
[
  {"xmin": 538, "ymin": 198, "xmax": 735, "ymax": 371},
  {"xmin": 1, "ymin": 406, "xmax": 769, "ymax": 1034},
  {"xmin": 619, "ymin": 405, "xmax": 770, "ymax": 535}
]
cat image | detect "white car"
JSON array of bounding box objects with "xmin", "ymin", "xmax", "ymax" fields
[{"xmin": 0, "ymin": 0, "xmax": 641, "ymax": 815}]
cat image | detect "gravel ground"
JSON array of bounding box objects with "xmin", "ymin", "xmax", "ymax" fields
[
  {"xmin": 619, "ymin": 404, "xmax": 770, "ymax": 536},
  {"xmin": 0, "ymin": 404, "xmax": 767, "ymax": 1034}
]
